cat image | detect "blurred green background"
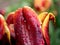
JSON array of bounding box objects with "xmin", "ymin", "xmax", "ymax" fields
[{"xmin": 0, "ymin": 0, "xmax": 60, "ymax": 45}]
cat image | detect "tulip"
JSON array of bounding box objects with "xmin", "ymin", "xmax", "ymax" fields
[
  {"xmin": 34, "ymin": 0, "xmax": 52, "ymax": 11},
  {"xmin": 38, "ymin": 12, "xmax": 55, "ymax": 45}
]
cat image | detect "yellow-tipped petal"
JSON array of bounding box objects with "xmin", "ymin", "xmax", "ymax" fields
[
  {"xmin": 42, "ymin": 13, "xmax": 55, "ymax": 45},
  {"xmin": 4, "ymin": 22, "xmax": 10, "ymax": 41},
  {"xmin": 38, "ymin": 12, "xmax": 48, "ymax": 24},
  {"xmin": 0, "ymin": 14, "xmax": 10, "ymax": 42}
]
